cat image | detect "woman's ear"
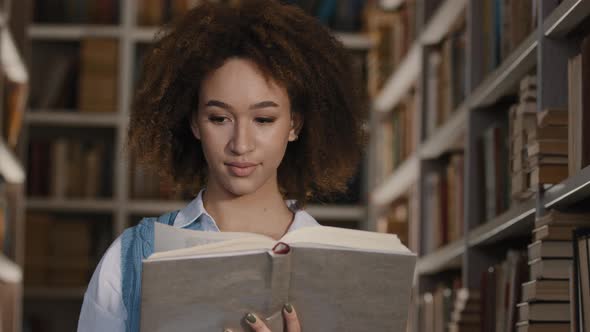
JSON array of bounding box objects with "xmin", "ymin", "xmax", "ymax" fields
[
  {"xmin": 288, "ymin": 112, "xmax": 303, "ymax": 142},
  {"xmin": 190, "ymin": 111, "xmax": 201, "ymax": 140}
]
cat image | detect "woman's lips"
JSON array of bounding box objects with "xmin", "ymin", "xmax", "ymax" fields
[{"xmin": 226, "ymin": 164, "xmax": 257, "ymax": 177}]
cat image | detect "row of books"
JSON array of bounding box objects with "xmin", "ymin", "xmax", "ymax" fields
[
  {"xmin": 418, "ymin": 210, "xmax": 590, "ymax": 332},
  {"xmin": 366, "ymin": 1, "xmax": 416, "ymax": 98},
  {"xmin": 378, "ymin": 92, "xmax": 416, "ymax": 181},
  {"xmin": 30, "ymin": 38, "xmax": 118, "ymax": 112},
  {"xmin": 424, "ymin": 14, "xmax": 466, "ymax": 138},
  {"xmin": 482, "ymin": 74, "xmax": 572, "ymax": 222},
  {"xmin": 33, "ymin": 0, "xmax": 119, "ymax": 24},
  {"xmin": 481, "ymin": 0, "xmax": 536, "ymax": 75},
  {"xmin": 24, "ymin": 212, "xmax": 111, "ymax": 287},
  {"xmin": 137, "ymin": 0, "xmax": 201, "ymax": 26},
  {"xmin": 423, "ymin": 152, "xmax": 465, "ymax": 253},
  {"xmin": 418, "ymin": 278, "xmax": 484, "ymax": 332},
  {"xmin": 27, "ymin": 138, "xmax": 113, "ymax": 199},
  {"xmin": 138, "ymin": 0, "xmax": 368, "ymax": 31}
]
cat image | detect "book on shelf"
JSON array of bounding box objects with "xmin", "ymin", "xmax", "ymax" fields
[
  {"xmin": 424, "ymin": 14, "xmax": 466, "ymax": 138},
  {"xmin": 140, "ymin": 222, "xmax": 416, "ymax": 331},
  {"xmin": 572, "ymin": 228, "xmax": 590, "ymax": 332},
  {"xmin": 27, "ymin": 138, "xmax": 111, "ymax": 199},
  {"xmin": 78, "ymin": 38, "xmax": 118, "ymax": 113},
  {"xmin": 481, "ymin": 0, "xmax": 535, "ymax": 74},
  {"xmin": 366, "ymin": 2, "xmax": 415, "ymax": 98},
  {"xmin": 33, "ymin": 0, "xmax": 119, "ymax": 24},
  {"xmin": 481, "ymin": 122, "xmax": 509, "ymax": 221},
  {"xmin": 528, "ymin": 240, "xmax": 573, "ymax": 260},
  {"xmin": 515, "ymin": 321, "xmax": 569, "ymax": 332},
  {"xmin": 521, "ymin": 279, "xmax": 570, "ymax": 302},
  {"xmin": 516, "ymin": 301, "xmax": 570, "ymax": 323},
  {"xmin": 533, "ymin": 224, "xmax": 577, "ymax": 242},
  {"xmin": 568, "ymin": 34, "xmax": 590, "ymax": 176},
  {"xmin": 480, "ymin": 250, "xmax": 528, "ymax": 332}
]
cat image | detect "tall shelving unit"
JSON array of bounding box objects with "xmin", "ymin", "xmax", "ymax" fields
[
  {"xmin": 366, "ymin": 0, "xmax": 590, "ymax": 331},
  {"xmin": 22, "ymin": 0, "xmax": 373, "ymax": 327}
]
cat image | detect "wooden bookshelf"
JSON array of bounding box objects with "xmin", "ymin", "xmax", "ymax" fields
[{"xmin": 367, "ymin": 0, "xmax": 590, "ymax": 331}]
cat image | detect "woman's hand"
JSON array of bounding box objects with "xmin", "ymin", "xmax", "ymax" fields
[{"xmin": 224, "ymin": 303, "xmax": 301, "ymax": 332}]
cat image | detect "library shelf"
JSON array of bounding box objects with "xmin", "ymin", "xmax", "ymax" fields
[
  {"xmin": 469, "ymin": 32, "xmax": 537, "ymax": 109},
  {"xmin": 373, "ymin": 0, "xmax": 467, "ymax": 113},
  {"xmin": 544, "ymin": 0, "xmax": 590, "ymax": 38},
  {"xmin": 543, "ymin": 165, "xmax": 590, "ymax": 210},
  {"xmin": 24, "ymin": 287, "xmax": 86, "ymax": 300},
  {"xmin": 127, "ymin": 200, "xmax": 366, "ymax": 222},
  {"xmin": 0, "ymin": 138, "xmax": 25, "ymax": 184},
  {"xmin": 372, "ymin": 44, "xmax": 420, "ymax": 113},
  {"xmin": 420, "ymin": 102, "xmax": 468, "ymax": 159},
  {"xmin": 415, "ymin": 240, "xmax": 464, "ymax": 275},
  {"xmin": 28, "ymin": 24, "xmax": 122, "ymax": 40},
  {"xmin": 26, "ymin": 198, "xmax": 117, "ymax": 213},
  {"xmin": 467, "ymin": 198, "xmax": 536, "ymax": 247},
  {"xmin": 131, "ymin": 27, "xmax": 374, "ymax": 50},
  {"xmin": 370, "ymin": 155, "xmax": 419, "ymax": 206},
  {"xmin": 25, "ymin": 111, "xmax": 120, "ymax": 128},
  {"xmin": 419, "ymin": 0, "xmax": 466, "ymax": 45}
]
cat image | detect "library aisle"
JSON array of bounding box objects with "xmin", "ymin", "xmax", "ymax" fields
[{"xmin": 1, "ymin": 0, "xmax": 590, "ymax": 332}]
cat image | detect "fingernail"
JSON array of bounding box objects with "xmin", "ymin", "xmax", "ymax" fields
[
  {"xmin": 284, "ymin": 303, "xmax": 293, "ymax": 313},
  {"xmin": 246, "ymin": 313, "xmax": 257, "ymax": 324}
]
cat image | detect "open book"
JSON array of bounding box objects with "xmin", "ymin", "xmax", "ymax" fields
[{"xmin": 140, "ymin": 223, "xmax": 417, "ymax": 332}]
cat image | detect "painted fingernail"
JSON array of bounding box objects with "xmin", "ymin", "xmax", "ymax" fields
[
  {"xmin": 284, "ymin": 303, "xmax": 293, "ymax": 313},
  {"xmin": 246, "ymin": 313, "xmax": 257, "ymax": 324}
]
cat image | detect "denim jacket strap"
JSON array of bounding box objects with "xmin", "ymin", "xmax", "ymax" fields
[{"xmin": 120, "ymin": 211, "xmax": 179, "ymax": 332}]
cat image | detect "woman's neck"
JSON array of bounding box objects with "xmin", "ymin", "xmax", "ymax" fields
[{"xmin": 201, "ymin": 181, "xmax": 295, "ymax": 239}]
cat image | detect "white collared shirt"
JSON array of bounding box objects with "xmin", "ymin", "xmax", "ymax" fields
[{"xmin": 77, "ymin": 189, "xmax": 320, "ymax": 332}]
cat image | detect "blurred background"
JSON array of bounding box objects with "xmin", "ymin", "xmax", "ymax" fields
[{"xmin": 2, "ymin": 0, "xmax": 590, "ymax": 332}]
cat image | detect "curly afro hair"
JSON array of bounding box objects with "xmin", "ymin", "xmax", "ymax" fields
[{"xmin": 128, "ymin": 0, "xmax": 367, "ymax": 207}]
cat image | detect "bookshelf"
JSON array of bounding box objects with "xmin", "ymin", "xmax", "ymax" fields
[
  {"xmin": 0, "ymin": 1, "xmax": 29, "ymax": 332},
  {"xmin": 21, "ymin": 1, "xmax": 374, "ymax": 328},
  {"xmin": 367, "ymin": 0, "xmax": 590, "ymax": 331}
]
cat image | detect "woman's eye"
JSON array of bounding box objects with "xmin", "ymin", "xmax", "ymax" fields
[
  {"xmin": 209, "ymin": 116, "xmax": 228, "ymax": 124},
  {"xmin": 256, "ymin": 118, "xmax": 275, "ymax": 124}
]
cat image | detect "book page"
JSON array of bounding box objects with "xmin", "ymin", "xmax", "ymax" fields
[
  {"xmin": 280, "ymin": 225, "xmax": 411, "ymax": 254},
  {"xmin": 154, "ymin": 222, "xmax": 274, "ymax": 253}
]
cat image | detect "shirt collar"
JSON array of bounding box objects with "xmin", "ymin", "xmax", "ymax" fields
[{"xmin": 173, "ymin": 188, "xmax": 316, "ymax": 231}]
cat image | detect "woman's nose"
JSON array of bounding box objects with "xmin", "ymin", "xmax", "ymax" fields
[{"xmin": 229, "ymin": 120, "xmax": 255, "ymax": 155}]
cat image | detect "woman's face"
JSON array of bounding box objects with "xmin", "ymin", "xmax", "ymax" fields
[{"xmin": 192, "ymin": 58, "xmax": 301, "ymax": 197}]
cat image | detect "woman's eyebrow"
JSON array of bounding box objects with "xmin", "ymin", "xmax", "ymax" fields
[{"xmin": 204, "ymin": 100, "xmax": 279, "ymax": 110}]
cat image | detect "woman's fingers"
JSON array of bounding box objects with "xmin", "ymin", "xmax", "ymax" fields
[
  {"xmin": 244, "ymin": 312, "xmax": 272, "ymax": 332},
  {"xmin": 282, "ymin": 303, "xmax": 301, "ymax": 332}
]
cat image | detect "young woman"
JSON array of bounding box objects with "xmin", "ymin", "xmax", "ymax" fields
[{"xmin": 77, "ymin": 1, "xmax": 365, "ymax": 331}]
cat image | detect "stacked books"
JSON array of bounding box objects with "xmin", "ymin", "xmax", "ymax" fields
[
  {"xmin": 509, "ymin": 73, "xmax": 569, "ymax": 199},
  {"xmin": 528, "ymin": 108, "xmax": 569, "ymax": 188},
  {"xmin": 418, "ymin": 285, "xmax": 481, "ymax": 332},
  {"xmin": 516, "ymin": 210, "xmax": 590, "ymax": 332},
  {"xmin": 447, "ymin": 288, "xmax": 481, "ymax": 332},
  {"xmin": 509, "ymin": 75, "xmax": 537, "ymax": 202}
]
